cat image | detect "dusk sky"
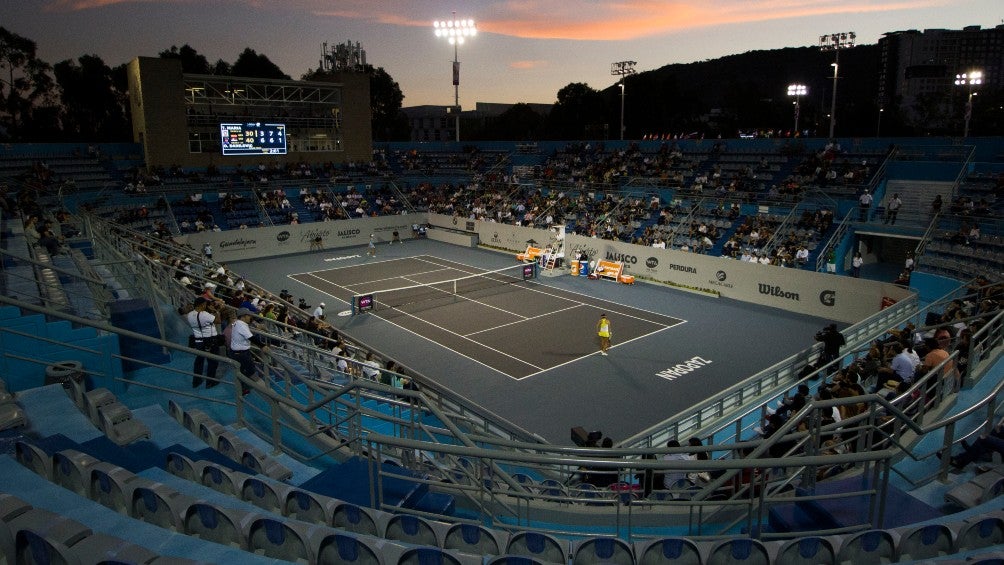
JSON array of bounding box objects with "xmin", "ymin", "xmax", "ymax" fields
[{"xmin": 7, "ymin": 0, "xmax": 1003, "ymax": 109}]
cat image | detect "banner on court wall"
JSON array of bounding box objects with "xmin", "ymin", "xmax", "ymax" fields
[
  {"xmin": 564, "ymin": 234, "xmax": 914, "ymax": 323},
  {"xmin": 426, "ymin": 214, "xmax": 556, "ymax": 253},
  {"xmin": 180, "ymin": 215, "xmax": 416, "ymax": 263}
]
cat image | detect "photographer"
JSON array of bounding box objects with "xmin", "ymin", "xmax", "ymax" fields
[
  {"xmin": 815, "ymin": 323, "xmax": 846, "ymax": 377},
  {"xmin": 187, "ymin": 297, "xmax": 222, "ymax": 388}
]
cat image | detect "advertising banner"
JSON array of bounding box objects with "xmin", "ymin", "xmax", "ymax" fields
[{"xmin": 181, "ymin": 215, "xmax": 417, "ymax": 263}]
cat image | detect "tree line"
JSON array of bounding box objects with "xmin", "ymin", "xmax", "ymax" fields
[{"xmin": 1, "ymin": 27, "xmax": 1000, "ymax": 143}]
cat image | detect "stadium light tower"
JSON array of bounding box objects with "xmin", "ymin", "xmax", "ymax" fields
[
  {"xmin": 433, "ymin": 13, "xmax": 476, "ymax": 142},
  {"xmin": 818, "ymin": 31, "xmax": 855, "ymax": 139},
  {"xmin": 611, "ymin": 61, "xmax": 637, "ymax": 140},
  {"xmin": 954, "ymin": 70, "xmax": 983, "ymax": 138},
  {"xmin": 787, "ymin": 84, "xmax": 807, "ymax": 135}
]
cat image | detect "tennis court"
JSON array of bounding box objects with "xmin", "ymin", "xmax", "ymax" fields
[{"xmin": 290, "ymin": 255, "xmax": 686, "ymax": 379}]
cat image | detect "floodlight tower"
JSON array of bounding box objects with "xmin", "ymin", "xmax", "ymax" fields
[
  {"xmin": 433, "ymin": 13, "xmax": 476, "ymax": 142},
  {"xmin": 611, "ymin": 61, "xmax": 637, "ymax": 141},
  {"xmin": 954, "ymin": 70, "xmax": 983, "ymax": 138},
  {"xmin": 787, "ymin": 84, "xmax": 807, "ymax": 135},
  {"xmin": 818, "ymin": 31, "xmax": 855, "ymax": 139}
]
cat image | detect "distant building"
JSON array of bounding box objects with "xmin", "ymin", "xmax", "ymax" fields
[
  {"xmin": 126, "ymin": 56, "xmax": 371, "ymax": 168},
  {"xmin": 402, "ymin": 102, "xmax": 552, "ymax": 142},
  {"xmin": 878, "ymin": 25, "xmax": 1004, "ymax": 128}
]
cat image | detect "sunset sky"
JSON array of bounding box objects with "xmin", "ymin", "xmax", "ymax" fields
[{"xmin": 7, "ymin": 0, "xmax": 1003, "ymax": 108}]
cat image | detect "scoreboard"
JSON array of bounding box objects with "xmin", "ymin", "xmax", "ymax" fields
[{"xmin": 220, "ymin": 122, "xmax": 287, "ymax": 156}]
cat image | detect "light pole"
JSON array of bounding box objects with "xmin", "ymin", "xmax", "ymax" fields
[
  {"xmin": 611, "ymin": 61, "xmax": 637, "ymax": 141},
  {"xmin": 787, "ymin": 84, "xmax": 807, "ymax": 136},
  {"xmin": 954, "ymin": 70, "xmax": 983, "ymax": 138},
  {"xmin": 433, "ymin": 14, "xmax": 476, "ymax": 142},
  {"xmin": 818, "ymin": 32, "xmax": 855, "ymax": 139}
]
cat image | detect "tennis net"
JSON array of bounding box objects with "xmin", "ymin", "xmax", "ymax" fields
[{"xmin": 352, "ymin": 263, "xmax": 537, "ymax": 314}]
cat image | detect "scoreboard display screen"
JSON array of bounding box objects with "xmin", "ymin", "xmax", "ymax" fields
[{"xmin": 220, "ymin": 122, "xmax": 287, "ymax": 156}]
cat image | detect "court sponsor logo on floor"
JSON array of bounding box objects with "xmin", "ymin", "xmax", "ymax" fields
[{"xmin": 655, "ymin": 356, "xmax": 713, "ymax": 380}]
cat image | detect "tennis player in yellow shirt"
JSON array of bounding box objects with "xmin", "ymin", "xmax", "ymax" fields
[{"xmin": 597, "ymin": 313, "xmax": 611, "ymax": 355}]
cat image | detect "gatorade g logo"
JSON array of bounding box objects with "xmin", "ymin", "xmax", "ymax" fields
[{"xmin": 819, "ymin": 290, "xmax": 836, "ymax": 307}]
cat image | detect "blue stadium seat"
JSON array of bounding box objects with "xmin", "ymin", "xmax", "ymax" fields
[
  {"xmin": 443, "ymin": 523, "xmax": 504, "ymax": 556},
  {"xmin": 332, "ymin": 503, "xmax": 381, "ymax": 536},
  {"xmin": 706, "ymin": 538, "xmax": 769, "ymax": 565},
  {"xmin": 284, "ymin": 488, "xmax": 337, "ymax": 524},
  {"xmin": 246, "ymin": 517, "xmax": 317, "ymax": 562},
  {"xmin": 130, "ymin": 485, "xmax": 193, "ymax": 532},
  {"xmin": 895, "ymin": 523, "xmax": 954, "ymax": 561},
  {"xmin": 506, "ymin": 531, "xmax": 568, "ymax": 564},
  {"xmin": 314, "ymin": 533, "xmax": 383, "ymax": 565},
  {"xmin": 397, "ymin": 547, "xmax": 463, "ymax": 565},
  {"xmin": 183, "ymin": 502, "xmax": 253, "ymax": 549},
  {"xmin": 384, "ymin": 514, "xmax": 441, "ymax": 547},
  {"xmin": 635, "ymin": 537, "xmax": 703, "ymax": 565},
  {"xmin": 955, "ymin": 514, "xmax": 1004, "ymax": 552},
  {"xmin": 774, "ymin": 536, "xmax": 835, "ymax": 565},
  {"xmin": 572, "ymin": 536, "xmax": 635, "ymax": 565},
  {"xmin": 835, "ymin": 529, "xmax": 896, "ymax": 565}
]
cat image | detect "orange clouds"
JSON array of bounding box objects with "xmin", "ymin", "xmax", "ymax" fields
[{"xmin": 510, "ymin": 60, "xmax": 548, "ymax": 70}]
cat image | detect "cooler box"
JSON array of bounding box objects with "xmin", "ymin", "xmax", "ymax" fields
[{"xmin": 618, "ymin": 274, "xmax": 635, "ymax": 285}]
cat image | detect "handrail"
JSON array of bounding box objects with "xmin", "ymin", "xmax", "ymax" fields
[{"xmin": 815, "ymin": 208, "xmax": 854, "ymax": 272}]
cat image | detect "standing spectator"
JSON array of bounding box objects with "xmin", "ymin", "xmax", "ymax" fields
[
  {"xmin": 816, "ymin": 323, "xmax": 846, "ymax": 377},
  {"xmin": 229, "ymin": 308, "xmax": 269, "ymax": 395},
  {"xmin": 851, "ymin": 252, "xmax": 863, "ymax": 277},
  {"xmin": 858, "ymin": 190, "xmax": 873, "ymax": 221},
  {"xmin": 884, "ymin": 193, "xmax": 902, "ymax": 225},
  {"xmin": 202, "ymin": 242, "xmax": 213, "ymax": 264},
  {"xmin": 930, "ymin": 194, "xmax": 943, "ymax": 217},
  {"xmin": 186, "ymin": 297, "xmax": 220, "ymax": 388},
  {"xmin": 312, "ymin": 302, "xmax": 325, "ymax": 320},
  {"xmin": 904, "ymin": 252, "xmax": 915, "ymax": 272}
]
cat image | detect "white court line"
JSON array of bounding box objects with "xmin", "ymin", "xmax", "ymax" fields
[
  {"xmin": 464, "ymin": 303, "xmax": 585, "ymax": 337},
  {"xmin": 287, "ymin": 254, "xmax": 412, "ymax": 278},
  {"xmin": 516, "ymin": 320, "xmax": 689, "ymax": 380},
  {"xmin": 368, "ymin": 305, "xmax": 545, "ymax": 375},
  {"xmin": 391, "ymin": 275, "xmax": 530, "ymax": 321},
  {"xmin": 342, "ymin": 266, "xmax": 455, "ymax": 291}
]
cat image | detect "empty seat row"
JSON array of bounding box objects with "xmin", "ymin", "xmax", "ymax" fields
[
  {"xmin": 63, "ymin": 371, "xmax": 150, "ymax": 446},
  {"xmin": 168, "ymin": 400, "xmax": 292, "ymax": 481},
  {"xmin": 0, "ymin": 491, "xmax": 200, "ymax": 565}
]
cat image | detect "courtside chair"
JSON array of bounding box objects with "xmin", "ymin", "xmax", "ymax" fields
[
  {"xmin": 774, "ymin": 536, "xmax": 836, "ymax": 565},
  {"xmin": 705, "ymin": 538, "xmax": 770, "ymax": 565},
  {"xmin": 634, "ymin": 537, "xmax": 703, "ymax": 565},
  {"xmin": 572, "ymin": 536, "xmax": 635, "ymax": 565},
  {"xmin": 443, "ymin": 523, "xmax": 505, "ymax": 555}
]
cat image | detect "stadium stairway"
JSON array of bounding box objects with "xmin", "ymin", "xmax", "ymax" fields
[{"xmin": 300, "ymin": 456, "xmax": 455, "ymax": 517}]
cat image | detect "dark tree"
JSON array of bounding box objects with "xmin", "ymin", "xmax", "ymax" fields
[
  {"xmin": 159, "ymin": 44, "xmax": 211, "ymax": 75},
  {"xmin": 476, "ymin": 103, "xmax": 545, "ymax": 141},
  {"xmin": 0, "ymin": 27, "xmax": 57, "ymax": 140},
  {"xmin": 231, "ymin": 48, "xmax": 289, "ymax": 80},
  {"xmin": 547, "ymin": 82, "xmax": 606, "ymax": 140},
  {"xmin": 53, "ymin": 54, "xmax": 129, "ymax": 141}
]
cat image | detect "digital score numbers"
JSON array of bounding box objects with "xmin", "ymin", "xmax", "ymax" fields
[{"xmin": 220, "ymin": 122, "xmax": 287, "ymax": 156}]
